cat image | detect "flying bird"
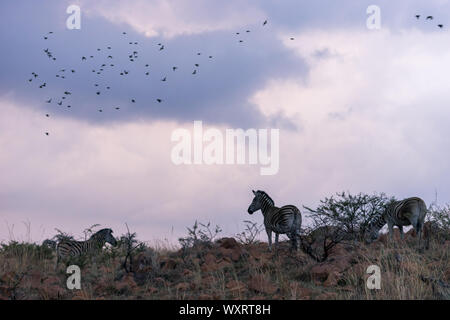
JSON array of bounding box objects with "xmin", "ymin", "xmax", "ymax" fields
[
  {"xmin": 263, "ymin": 20, "xmax": 268, "ymax": 26},
  {"xmin": 172, "ymin": 66, "xmax": 178, "ymax": 71},
  {"xmin": 426, "ymin": 16, "xmax": 433, "ymax": 20},
  {"xmin": 438, "ymin": 24, "xmax": 444, "ymax": 28},
  {"xmin": 46, "ymin": 99, "xmax": 52, "ymax": 103},
  {"xmin": 156, "ymin": 99, "xmax": 162, "ymax": 103},
  {"xmin": 415, "ymin": 15, "xmax": 420, "ymax": 19}
]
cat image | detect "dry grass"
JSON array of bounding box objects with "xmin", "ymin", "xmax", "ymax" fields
[{"xmin": 0, "ymin": 231, "xmax": 448, "ymax": 300}]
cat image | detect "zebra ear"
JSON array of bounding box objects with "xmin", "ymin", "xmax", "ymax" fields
[{"xmin": 252, "ymin": 190, "xmax": 256, "ymax": 195}]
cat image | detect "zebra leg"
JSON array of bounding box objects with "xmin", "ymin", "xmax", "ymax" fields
[
  {"xmin": 266, "ymin": 229, "xmax": 272, "ymax": 251},
  {"xmin": 388, "ymin": 222, "xmax": 394, "ymax": 244},
  {"xmin": 398, "ymin": 226, "xmax": 404, "ymax": 240},
  {"xmin": 274, "ymin": 233, "xmax": 279, "ymax": 251}
]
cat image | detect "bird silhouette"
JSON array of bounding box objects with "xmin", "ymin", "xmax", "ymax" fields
[
  {"xmin": 173, "ymin": 66, "xmax": 178, "ymax": 71},
  {"xmin": 438, "ymin": 24, "xmax": 444, "ymax": 28},
  {"xmin": 426, "ymin": 16, "xmax": 434, "ymax": 20},
  {"xmin": 131, "ymin": 99, "xmax": 136, "ymax": 103},
  {"xmin": 45, "ymin": 132, "xmax": 49, "ymax": 136},
  {"xmin": 192, "ymin": 70, "xmax": 197, "ymax": 75},
  {"xmin": 263, "ymin": 20, "xmax": 268, "ymax": 26},
  {"xmin": 416, "ymin": 15, "xmax": 420, "ymax": 19},
  {"xmin": 156, "ymin": 99, "xmax": 162, "ymax": 103},
  {"xmin": 46, "ymin": 99, "xmax": 52, "ymax": 103}
]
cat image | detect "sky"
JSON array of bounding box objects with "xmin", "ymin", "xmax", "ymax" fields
[{"xmin": 1, "ymin": 0, "xmax": 450, "ymax": 244}]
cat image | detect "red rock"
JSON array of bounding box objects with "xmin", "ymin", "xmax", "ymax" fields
[
  {"xmin": 182, "ymin": 269, "xmax": 193, "ymax": 277},
  {"xmin": 147, "ymin": 287, "xmax": 158, "ymax": 294},
  {"xmin": 154, "ymin": 277, "xmax": 166, "ymax": 286},
  {"xmin": 323, "ymin": 271, "xmax": 339, "ymax": 287},
  {"xmin": 289, "ymin": 282, "xmax": 314, "ymax": 299},
  {"xmin": 203, "ymin": 253, "xmax": 216, "ymax": 265},
  {"xmin": 217, "ymin": 237, "xmax": 240, "ymax": 249},
  {"xmin": 160, "ymin": 258, "xmax": 177, "ymax": 271},
  {"xmin": 248, "ymin": 274, "xmax": 277, "ymax": 295},
  {"xmin": 226, "ymin": 280, "xmax": 246, "ymax": 292},
  {"xmin": 175, "ymin": 282, "xmax": 190, "ymax": 291}
]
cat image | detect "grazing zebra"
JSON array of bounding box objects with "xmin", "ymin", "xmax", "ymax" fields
[
  {"xmin": 247, "ymin": 190, "xmax": 302, "ymax": 251},
  {"xmin": 365, "ymin": 197, "xmax": 427, "ymax": 244},
  {"xmin": 42, "ymin": 239, "xmax": 57, "ymax": 249},
  {"xmin": 56, "ymin": 228, "xmax": 117, "ymax": 268}
]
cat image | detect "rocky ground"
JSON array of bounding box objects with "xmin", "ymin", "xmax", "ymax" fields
[{"xmin": 0, "ymin": 228, "xmax": 449, "ymax": 300}]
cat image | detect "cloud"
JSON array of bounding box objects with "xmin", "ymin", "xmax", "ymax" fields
[{"xmin": 81, "ymin": 0, "xmax": 266, "ymax": 38}]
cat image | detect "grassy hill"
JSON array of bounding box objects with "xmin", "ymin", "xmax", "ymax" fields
[{"xmin": 0, "ymin": 227, "xmax": 448, "ymax": 300}]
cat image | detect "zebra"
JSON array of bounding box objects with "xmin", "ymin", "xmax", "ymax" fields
[
  {"xmin": 42, "ymin": 239, "xmax": 57, "ymax": 249},
  {"xmin": 247, "ymin": 190, "xmax": 302, "ymax": 251},
  {"xmin": 55, "ymin": 228, "xmax": 117, "ymax": 269},
  {"xmin": 365, "ymin": 197, "xmax": 427, "ymax": 245}
]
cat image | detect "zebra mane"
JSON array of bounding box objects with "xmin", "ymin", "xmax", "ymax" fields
[
  {"xmin": 90, "ymin": 228, "xmax": 112, "ymax": 240},
  {"xmin": 256, "ymin": 190, "xmax": 275, "ymax": 206}
]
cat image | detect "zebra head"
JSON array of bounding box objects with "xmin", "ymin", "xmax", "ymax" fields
[
  {"xmin": 248, "ymin": 190, "xmax": 274, "ymax": 214},
  {"xmin": 93, "ymin": 228, "xmax": 118, "ymax": 246}
]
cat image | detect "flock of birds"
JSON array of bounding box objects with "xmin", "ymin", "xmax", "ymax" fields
[
  {"xmin": 28, "ymin": 19, "xmax": 274, "ymax": 136},
  {"xmin": 28, "ymin": 14, "xmax": 443, "ymax": 137},
  {"xmin": 415, "ymin": 14, "xmax": 444, "ymax": 28}
]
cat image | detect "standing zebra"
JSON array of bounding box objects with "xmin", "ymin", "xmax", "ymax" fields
[
  {"xmin": 247, "ymin": 190, "xmax": 302, "ymax": 251},
  {"xmin": 365, "ymin": 197, "xmax": 427, "ymax": 245},
  {"xmin": 56, "ymin": 228, "xmax": 117, "ymax": 269}
]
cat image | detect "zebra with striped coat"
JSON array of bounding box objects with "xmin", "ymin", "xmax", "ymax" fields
[
  {"xmin": 247, "ymin": 190, "xmax": 302, "ymax": 251},
  {"xmin": 365, "ymin": 197, "xmax": 427, "ymax": 244},
  {"xmin": 56, "ymin": 228, "xmax": 117, "ymax": 269}
]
